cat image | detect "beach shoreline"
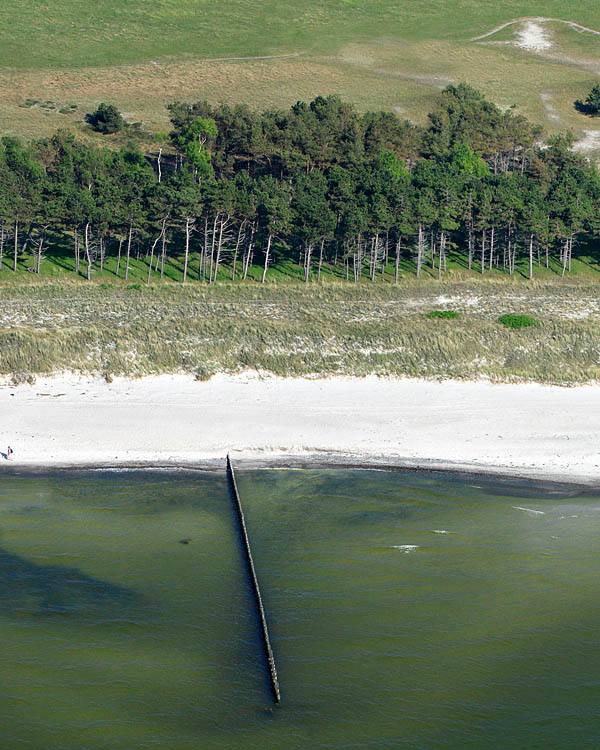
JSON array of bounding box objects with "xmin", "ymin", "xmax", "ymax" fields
[{"xmin": 2, "ymin": 371, "xmax": 600, "ymax": 487}]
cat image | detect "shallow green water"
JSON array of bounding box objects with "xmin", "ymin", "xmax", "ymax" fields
[{"xmin": 0, "ymin": 468, "xmax": 599, "ymax": 748}]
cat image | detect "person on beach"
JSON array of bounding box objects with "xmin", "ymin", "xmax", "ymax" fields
[{"xmin": 6, "ymin": 446, "xmax": 13, "ymax": 459}]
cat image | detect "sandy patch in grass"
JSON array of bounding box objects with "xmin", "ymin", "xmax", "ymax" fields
[
  {"xmin": 471, "ymin": 17, "xmax": 600, "ymax": 43},
  {"xmin": 573, "ymin": 130, "xmax": 600, "ymax": 153},
  {"xmin": 540, "ymin": 92, "xmax": 561, "ymax": 122},
  {"xmin": 516, "ymin": 21, "xmax": 553, "ymax": 52}
]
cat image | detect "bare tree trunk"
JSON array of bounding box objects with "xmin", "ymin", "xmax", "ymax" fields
[
  {"xmin": 13, "ymin": 220, "xmax": 18, "ymax": 272},
  {"xmin": 242, "ymin": 224, "xmax": 255, "ymax": 280},
  {"xmin": 124, "ymin": 222, "xmax": 133, "ymax": 281},
  {"xmin": 74, "ymin": 228, "xmax": 80, "ymax": 275},
  {"xmin": 147, "ymin": 220, "xmax": 165, "ymax": 283},
  {"xmin": 212, "ymin": 217, "xmax": 227, "ymax": 283},
  {"xmin": 416, "ymin": 225, "xmax": 423, "ymax": 277},
  {"xmin": 261, "ymin": 233, "xmax": 273, "ymax": 284},
  {"xmin": 160, "ymin": 230, "xmax": 167, "ymax": 279},
  {"xmin": 84, "ymin": 222, "xmax": 92, "ymax": 281},
  {"xmin": 355, "ymin": 234, "xmax": 363, "ymax": 281},
  {"xmin": 395, "ymin": 238, "xmax": 401, "ymax": 284},
  {"xmin": 232, "ymin": 221, "xmax": 244, "ymax": 281},
  {"xmin": 157, "ymin": 147, "xmax": 162, "ymax": 183},
  {"xmin": 182, "ymin": 216, "xmax": 191, "ymax": 283},
  {"xmin": 561, "ymin": 239, "xmax": 568, "ymax": 277},
  {"xmin": 438, "ymin": 232, "xmax": 446, "ymax": 280},
  {"xmin": 372, "ymin": 234, "xmax": 379, "ymax": 281},
  {"xmin": 489, "ymin": 227, "xmax": 494, "ymax": 271},
  {"xmin": 208, "ymin": 215, "xmax": 218, "ymax": 284},
  {"xmin": 481, "ymin": 229, "xmax": 486, "ymax": 275},
  {"xmin": 317, "ymin": 237, "xmax": 325, "ymax": 281},
  {"xmin": 468, "ymin": 219, "xmax": 473, "ymax": 270},
  {"xmin": 304, "ymin": 243, "xmax": 313, "ymax": 282},
  {"xmin": 242, "ymin": 242, "xmax": 251, "ymax": 280},
  {"xmin": 0, "ymin": 222, "xmax": 4, "ymax": 270},
  {"xmin": 529, "ymin": 234, "xmax": 534, "ymax": 280},
  {"xmin": 116, "ymin": 237, "xmax": 123, "ymax": 277},
  {"xmin": 36, "ymin": 236, "xmax": 44, "ymax": 274},
  {"xmin": 382, "ymin": 230, "xmax": 389, "ymax": 275},
  {"xmin": 559, "ymin": 238, "xmax": 564, "ymax": 267},
  {"xmin": 198, "ymin": 216, "xmax": 207, "ymax": 281}
]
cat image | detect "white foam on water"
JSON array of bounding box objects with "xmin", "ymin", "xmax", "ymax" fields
[
  {"xmin": 512, "ymin": 506, "xmax": 545, "ymax": 515},
  {"xmin": 432, "ymin": 529, "xmax": 451, "ymax": 534},
  {"xmin": 391, "ymin": 545, "xmax": 420, "ymax": 553}
]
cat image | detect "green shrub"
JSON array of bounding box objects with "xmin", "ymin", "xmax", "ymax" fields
[
  {"xmin": 498, "ymin": 313, "xmax": 539, "ymax": 328},
  {"xmin": 86, "ymin": 103, "xmax": 124, "ymax": 134},
  {"xmin": 426, "ymin": 310, "xmax": 461, "ymax": 319}
]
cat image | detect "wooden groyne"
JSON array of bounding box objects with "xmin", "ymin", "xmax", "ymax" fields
[{"xmin": 226, "ymin": 454, "xmax": 281, "ymax": 704}]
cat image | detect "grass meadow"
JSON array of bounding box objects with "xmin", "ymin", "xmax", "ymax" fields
[{"xmin": 2, "ymin": 2, "xmax": 600, "ymax": 151}]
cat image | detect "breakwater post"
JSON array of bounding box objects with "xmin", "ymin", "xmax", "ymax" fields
[{"xmin": 226, "ymin": 454, "xmax": 281, "ymax": 704}]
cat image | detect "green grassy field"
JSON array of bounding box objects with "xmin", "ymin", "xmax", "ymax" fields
[
  {"xmin": 2, "ymin": 236, "xmax": 600, "ymax": 285},
  {"xmin": 2, "ymin": 1, "xmax": 600, "ymax": 150},
  {"xmin": 3, "ymin": 1, "xmax": 600, "ymax": 69}
]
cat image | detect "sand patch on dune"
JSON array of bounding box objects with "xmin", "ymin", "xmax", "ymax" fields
[
  {"xmin": 516, "ymin": 22, "xmax": 553, "ymax": 52},
  {"xmin": 573, "ymin": 130, "xmax": 600, "ymax": 153}
]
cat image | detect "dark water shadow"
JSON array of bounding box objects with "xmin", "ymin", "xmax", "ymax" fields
[{"xmin": 0, "ymin": 545, "xmax": 138, "ymax": 616}]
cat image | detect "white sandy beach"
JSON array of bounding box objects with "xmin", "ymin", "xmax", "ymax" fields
[{"xmin": 1, "ymin": 372, "xmax": 600, "ymax": 483}]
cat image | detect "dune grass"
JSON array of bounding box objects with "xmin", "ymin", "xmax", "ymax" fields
[{"xmin": 2, "ymin": 276, "xmax": 600, "ymax": 384}]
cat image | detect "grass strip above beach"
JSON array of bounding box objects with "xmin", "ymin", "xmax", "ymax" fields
[{"xmin": 2, "ymin": 278, "xmax": 600, "ymax": 384}]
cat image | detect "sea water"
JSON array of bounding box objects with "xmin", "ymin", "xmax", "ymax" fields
[{"xmin": 0, "ymin": 468, "xmax": 599, "ymax": 748}]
